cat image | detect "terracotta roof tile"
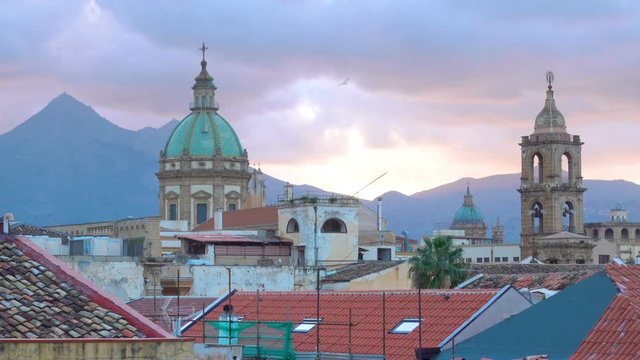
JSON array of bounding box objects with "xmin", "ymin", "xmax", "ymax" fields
[
  {"xmin": 127, "ymin": 296, "xmax": 216, "ymax": 332},
  {"xmin": 182, "ymin": 289, "xmax": 498, "ymax": 359},
  {"xmin": 192, "ymin": 207, "xmax": 278, "ymax": 232},
  {"xmin": 0, "ymin": 235, "xmax": 170, "ymax": 339},
  {"xmin": 572, "ymin": 265, "xmax": 640, "ymax": 359},
  {"xmin": 464, "ymin": 264, "xmax": 602, "ymax": 290}
]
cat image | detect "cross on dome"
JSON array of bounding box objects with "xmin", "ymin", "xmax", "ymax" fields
[{"xmin": 199, "ymin": 42, "xmax": 208, "ymax": 62}]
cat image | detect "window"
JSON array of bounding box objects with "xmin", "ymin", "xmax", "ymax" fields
[
  {"xmin": 592, "ymin": 229, "xmax": 599, "ymax": 239},
  {"xmin": 605, "ymin": 228, "xmax": 614, "ymax": 240},
  {"xmin": 286, "ymin": 218, "xmax": 300, "ymax": 233},
  {"xmin": 576, "ymin": 258, "xmax": 585, "ymax": 264},
  {"xmin": 494, "ymin": 257, "xmax": 501, "ymax": 263},
  {"xmin": 389, "ymin": 318, "xmax": 421, "ymax": 334},
  {"xmin": 321, "ymin": 218, "xmax": 347, "ymax": 233},
  {"xmin": 476, "ymin": 257, "xmax": 483, "ymax": 263},
  {"xmin": 502, "ymin": 257, "xmax": 508, "ymax": 262},
  {"xmin": 484, "ymin": 257, "xmax": 490, "ymax": 263},
  {"xmin": 227, "ymin": 203, "xmax": 237, "ymax": 211},
  {"xmin": 293, "ymin": 318, "xmax": 322, "ymax": 333},
  {"xmin": 513, "ymin": 257, "xmax": 520, "ymax": 262},
  {"xmin": 599, "ymin": 255, "xmax": 610, "ymax": 264},
  {"xmin": 196, "ymin": 203, "xmax": 208, "ymax": 225},
  {"xmin": 466, "ymin": 258, "xmax": 472, "ymax": 264}
]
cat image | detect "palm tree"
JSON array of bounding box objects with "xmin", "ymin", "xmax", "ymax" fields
[{"xmin": 408, "ymin": 235, "xmax": 466, "ymax": 289}]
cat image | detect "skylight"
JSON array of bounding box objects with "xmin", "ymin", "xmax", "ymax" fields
[
  {"xmin": 292, "ymin": 318, "xmax": 322, "ymax": 333},
  {"xmin": 389, "ymin": 318, "xmax": 421, "ymax": 334}
]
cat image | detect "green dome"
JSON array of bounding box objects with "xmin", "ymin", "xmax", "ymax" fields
[
  {"xmin": 451, "ymin": 187, "xmax": 485, "ymax": 226},
  {"xmin": 164, "ymin": 110, "xmax": 244, "ymax": 158},
  {"xmin": 452, "ymin": 206, "xmax": 484, "ymax": 225}
]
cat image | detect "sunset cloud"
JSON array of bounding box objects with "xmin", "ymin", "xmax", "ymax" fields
[{"xmin": 1, "ymin": 0, "xmax": 640, "ymax": 199}]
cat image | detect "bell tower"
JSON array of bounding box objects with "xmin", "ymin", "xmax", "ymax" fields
[{"xmin": 518, "ymin": 72, "xmax": 593, "ymax": 263}]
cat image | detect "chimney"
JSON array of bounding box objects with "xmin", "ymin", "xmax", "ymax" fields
[
  {"xmin": 284, "ymin": 183, "xmax": 293, "ymax": 201},
  {"xmin": 3, "ymin": 213, "xmax": 14, "ymax": 235},
  {"xmin": 214, "ymin": 208, "xmax": 223, "ymax": 230},
  {"xmin": 377, "ymin": 197, "xmax": 383, "ymax": 232}
]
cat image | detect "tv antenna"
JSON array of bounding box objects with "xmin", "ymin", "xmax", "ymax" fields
[{"xmin": 351, "ymin": 171, "xmax": 388, "ymax": 198}]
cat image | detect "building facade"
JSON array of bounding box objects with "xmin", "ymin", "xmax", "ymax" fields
[
  {"xmin": 518, "ymin": 73, "xmax": 594, "ymax": 263},
  {"xmin": 586, "ymin": 206, "xmax": 640, "ymax": 264}
]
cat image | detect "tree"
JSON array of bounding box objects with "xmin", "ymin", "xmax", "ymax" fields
[{"xmin": 408, "ymin": 235, "xmax": 466, "ymax": 289}]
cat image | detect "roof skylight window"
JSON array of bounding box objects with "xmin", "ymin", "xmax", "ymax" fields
[
  {"xmin": 389, "ymin": 318, "xmax": 421, "ymax": 334},
  {"xmin": 292, "ymin": 318, "xmax": 323, "ymax": 333}
]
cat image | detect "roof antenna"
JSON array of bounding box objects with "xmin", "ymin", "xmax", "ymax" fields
[{"xmin": 351, "ymin": 171, "xmax": 388, "ymax": 198}]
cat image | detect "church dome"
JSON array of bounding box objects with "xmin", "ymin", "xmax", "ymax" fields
[
  {"xmin": 164, "ymin": 111, "xmax": 244, "ymax": 158},
  {"xmin": 451, "ymin": 187, "xmax": 485, "ymax": 226},
  {"xmin": 534, "ymin": 72, "xmax": 566, "ymax": 134},
  {"xmin": 163, "ymin": 45, "xmax": 245, "ymax": 158}
]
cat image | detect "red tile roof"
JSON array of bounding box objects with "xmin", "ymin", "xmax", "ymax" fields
[
  {"xmin": 127, "ymin": 297, "xmax": 217, "ymax": 332},
  {"xmin": 192, "ymin": 207, "xmax": 278, "ymax": 232},
  {"xmin": 572, "ymin": 265, "xmax": 640, "ymax": 359},
  {"xmin": 182, "ymin": 289, "xmax": 498, "ymax": 359},
  {"xmin": 0, "ymin": 235, "xmax": 172, "ymax": 339}
]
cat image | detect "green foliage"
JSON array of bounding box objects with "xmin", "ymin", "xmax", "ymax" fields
[{"xmin": 408, "ymin": 235, "xmax": 466, "ymax": 289}]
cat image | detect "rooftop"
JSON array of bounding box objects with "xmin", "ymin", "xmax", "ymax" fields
[
  {"xmin": 322, "ymin": 260, "xmax": 405, "ymax": 283},
  {"xmin": 462, "ymin": 264, "xmax": 603, "ymax": 290},
  {"xmin": 192, "ymin": 206, "xmax": 278, "ymax": 232},
  {"xmin": 181, "ymin": 289, "xmax": 500, "ymax": 359},
  {"xmin": 0, "ymin": 235, "xmax": 170, "ymax": 339},
  {"xmin": 127, "ymin": 296, "xmax": 217, "ymax": 333},
  {"xmin": 572, "ymin": 265, "xmax": 640, "ymax": 359}
]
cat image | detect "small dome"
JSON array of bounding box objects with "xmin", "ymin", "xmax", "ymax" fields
[
  {"xmin": 451, "ymin": 187, "xmax": 485, "ymax": 226},
  {"xmin": 534, "ymin": 85, "xmax": 566, "ymax": 134},
  {"xmin": 164, "ymin": 111, "xmax": 244, "ymax": 158}
]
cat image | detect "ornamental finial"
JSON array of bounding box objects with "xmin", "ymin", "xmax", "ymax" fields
[{"xmin": 546, "ymin": 71, "xmax": 554, "ymax": 90}]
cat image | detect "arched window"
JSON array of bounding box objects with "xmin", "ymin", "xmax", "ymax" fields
[
  {"xmin": 605, "ymin": 228, "xmax": 614, "ymax": 240},
  {"xmin": 592, "ymin": 229, "xmax": 599, "ymax": 239},
  {"xmin": 321, "ymin": 218, "xmax": 347, "ymax": 233},
  {"xmin": 286, "ymin": 218, "xmax": 299, "ymax": 233},
  {"xmin": 531, "ymin": 202, "xmax": 543, "ymax": 234},
  {"xmin": 532, "ymin": 153, "xmax": 543, "ymax": 184},
  {"xmin": 622, "ymin": 228, "xmax": 629, "ymax": 241},
  {"xmin": 561, "ymin": 153, "xmax": 571, "ymax": 184},
  {"xmin": 635, "ymin": 229, "xmax": 640, "ymax": 240},
  {"xmin": 563, "ymin": 202, "xmax": 574, "ymax": 232}
]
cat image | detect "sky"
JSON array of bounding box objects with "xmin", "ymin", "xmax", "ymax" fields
[{"xmin": 1, "ymin": 0, "xmax": 640, "ymax": 200}]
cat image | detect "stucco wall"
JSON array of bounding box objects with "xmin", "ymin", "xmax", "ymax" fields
[
  {"xmin": 190, "ymin": 265, "xmax": 297, "ymax": 296},
  {"xmin": 0, "ymin": 340, "xmax": 203, "ymax": 360},
  {"xmin": 278, "ymin": 203, "xmax": 359, "ymax": 265},
  {"xmin": 59, "ymin": 256, "xmax": 145, "ymax": 302}
]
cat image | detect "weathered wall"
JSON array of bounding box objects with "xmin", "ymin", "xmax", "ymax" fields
[
  {"xmin": 278, "ymin": 202, "xmax": 359, "ymax": 265},
  {"xmin": 190, "ymin": 265, "xmax": 297, "ymax": 296},
  {"xmin": 0, "ymin": 340, "xmax": 208, "ymax": 360},
  {"xmin": 59, "ymin": 256, "xmax": 145, "ymax": 302}
]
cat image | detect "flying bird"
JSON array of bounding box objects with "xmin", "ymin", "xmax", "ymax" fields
[{"xmin": 338, "ymin": 78, "xmax": 350, "ymax": 86}]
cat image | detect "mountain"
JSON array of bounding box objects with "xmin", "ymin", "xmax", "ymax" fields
[
  {"xmin": 2, "ymin": 94, "xmax": 639, "ymax": 242},
  {"xmin": 373, "ymin": 175, "xmax": 640, "ymax": 243},
  {"xmin": 0, "ymin": 93, "xmax": 174, "ymax": 225}
]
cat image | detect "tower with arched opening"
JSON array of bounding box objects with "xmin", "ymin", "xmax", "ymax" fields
[{"xmin": 518, "ymin": 73, "xmax": 594, "ymax": 263}]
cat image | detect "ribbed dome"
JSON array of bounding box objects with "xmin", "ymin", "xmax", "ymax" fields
[
  {"xmin": 164, "ymin": 110, "xmax": 244, "ymax": 158},
  {"xmin": 451, "ymin": 187, "xmax": 485, "ymax": 226},
  {"xmin": 452, "ymin": 206, "xmax": 484, "ymax": 225}
]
